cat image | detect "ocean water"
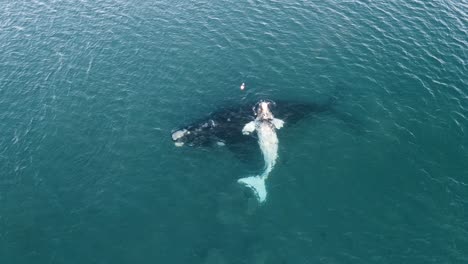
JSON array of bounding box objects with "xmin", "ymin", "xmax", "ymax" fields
[{"xmin": 0, "ymin": 0, "xmax": 467, "ymax": 263}]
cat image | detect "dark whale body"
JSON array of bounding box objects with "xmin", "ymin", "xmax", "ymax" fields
[{"xmin": 171, "ymin": 99, "xmax": 336, "ymax": 148}]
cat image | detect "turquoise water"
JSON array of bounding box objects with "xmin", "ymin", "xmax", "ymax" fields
[{"xmin": 1, "ymin": 0, "xmax": 467, "ymax": 263}]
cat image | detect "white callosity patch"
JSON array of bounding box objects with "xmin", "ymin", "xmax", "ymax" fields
[
  {"xmin": 259, "ymin": 102, "xmax": 274, "ymax": 120},
  {"xmin": 172, "ymin": 129, "xmax": 188, "ymax": 147},
  {"xmin": 171, "ymin": 129, "xmax": 187, "ymax": 141}
]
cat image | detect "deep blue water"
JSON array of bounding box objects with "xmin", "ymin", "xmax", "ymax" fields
[{"xmin": 0, "ymin": 0, "xmax": 467, "ymax": 263}]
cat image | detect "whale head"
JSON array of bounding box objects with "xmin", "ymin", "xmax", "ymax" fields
[
  {"xmin": 171, "ymin": 129, "xmax": 190, "ymax": 147},
  {"xmin": 254, "ymin": 100, "xmax": 275, "ymax": 121},
  {"xmin": 171, "ymin": 120, "xmax": 218, "ymax": 147}
]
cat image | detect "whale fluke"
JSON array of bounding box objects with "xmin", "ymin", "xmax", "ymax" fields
[{"xmin": 238, "ymin": 176, "xmax": 267, "ymax": 203}]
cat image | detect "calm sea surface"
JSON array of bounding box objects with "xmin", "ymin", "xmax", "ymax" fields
[{"xmin": 1, "ymin": 0, "xmax": 467, "ymax": 263}]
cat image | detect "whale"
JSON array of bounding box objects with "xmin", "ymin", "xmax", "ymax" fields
[
  {"xmin": 238, "ymin": 100, "xmax": 284, "ymax": 202},
  {"xmin": 170, "ymin": 96, "xmax": 360, "ymax": 203}
]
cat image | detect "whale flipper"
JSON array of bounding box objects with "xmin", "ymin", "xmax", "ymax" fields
[
  {"xmin": 242, "ymin": 121, "xmax": 256, "ymax": 135},
  {"xmin": 272, "ymin": 118, "xmax": 284, "ymax": 129},
  {"xmin": 238, "ymin": 176, "xmax": 267, "ymax": 203}
]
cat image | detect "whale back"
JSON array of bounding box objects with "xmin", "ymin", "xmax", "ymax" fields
[{"xmin": 170, "ymin": 99, "xmax": 335, "ymax": 147}]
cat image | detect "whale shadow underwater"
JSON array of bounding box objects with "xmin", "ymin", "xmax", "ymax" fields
[{"xmin": 170, "ymin": 97, "xmax": 357, "ymax": 162}]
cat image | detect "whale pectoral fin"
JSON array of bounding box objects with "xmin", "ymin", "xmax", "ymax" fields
[
  {"xmin": 272, "ymin": 118, "xmax": 284, "ymax": 129},
  {"xmin": 242, "ymin": 121, "xmax": 256, "ymax": 135}
]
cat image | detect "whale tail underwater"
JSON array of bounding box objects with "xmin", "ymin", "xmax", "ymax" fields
[
  {"xmin": 238, "ymin": 175, "xmax": 267, "ymax": 203},
  {"xmin": 238, "ymin": 163, "xmax": 274, "ymax": 203}
]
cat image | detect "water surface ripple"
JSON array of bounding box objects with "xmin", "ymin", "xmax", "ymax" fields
[{"xmin": 0, "ymin": 0, "xmax": 467, "ymax": 263}]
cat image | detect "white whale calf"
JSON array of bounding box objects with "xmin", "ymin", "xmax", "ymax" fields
[{"xmin": 238, "ymin": 100, "xmax": 284, "ymax": 203}]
